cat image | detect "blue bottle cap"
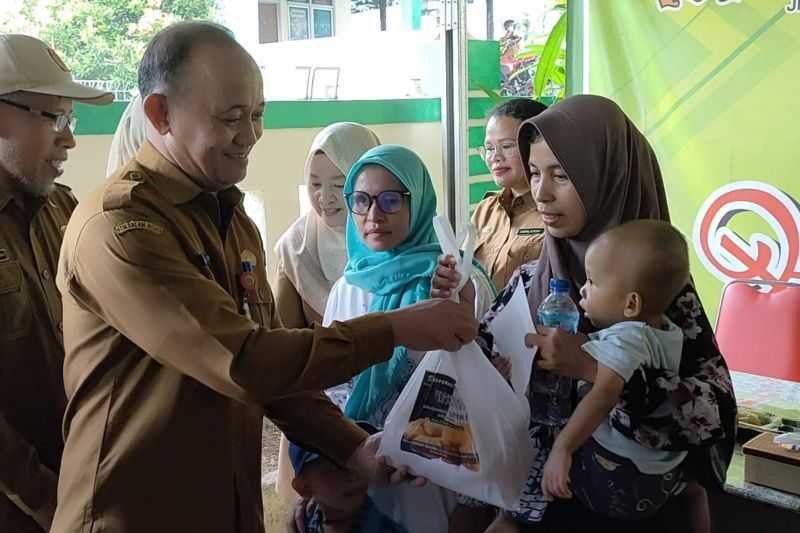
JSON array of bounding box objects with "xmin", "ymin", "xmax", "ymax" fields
[{"xmin": 549, "ymin": 278, "xmax": 570, "ymax": 292}]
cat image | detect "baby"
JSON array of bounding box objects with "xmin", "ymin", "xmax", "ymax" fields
[{"xmin": 491, "ymin": 219, "xmax": 708, "ymax": 532}]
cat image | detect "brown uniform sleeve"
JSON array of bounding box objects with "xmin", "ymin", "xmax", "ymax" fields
[
  {"xmin": 0, "ymin": 413, "xmax": 57, "ymax": 527},
  {"xmin": 62, "ymin": 210, "xmax": 394, "ymax": 463},
  {"xmin": 265, "ymin": 394, "xmax": 368, "ymax": 465},
  {"xmin": 262, "ymin": 288, "xmax": 369, "ymax": 463},
  {"xmin": 274, "ymin": 261, "xmax": 310, "ymax": 329}
]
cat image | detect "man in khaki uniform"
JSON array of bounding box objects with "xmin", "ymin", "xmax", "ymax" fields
[
  {"xmin": 472, "ymin": 188, "xmax": 545, "ymax": 291},
  {"xmin": 53, "ymin": 22, "xmax": 476, "ymax": 533},
  {"xmin": 0, "ymin": 35, "xmax": 112, "ymax": 533}
]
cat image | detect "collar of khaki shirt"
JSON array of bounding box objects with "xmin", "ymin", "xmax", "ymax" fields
[
  {"xmin": 0, "ymin": 180, "xmax": 47, "ymax": 216},
  {"xmin": 134, "ymin": 140, "xmax": 244, "ymax": 210},
  {"xmin": 496, "ymin": 187, "xmax": 536, "ymax": 214}
]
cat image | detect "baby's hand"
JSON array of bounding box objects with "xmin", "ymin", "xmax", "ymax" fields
[
  {"xmin": 491, "ymin": 354, "xmax": 512, "ymax": 381},
  {"xmin": 541, "ymin": 447, "xmax": 573, "ymax": 501}
]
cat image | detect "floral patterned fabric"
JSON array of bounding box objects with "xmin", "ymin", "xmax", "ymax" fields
[{"xmin": 474, "ymin": 262, "xmax": 737, "ymax": 523}]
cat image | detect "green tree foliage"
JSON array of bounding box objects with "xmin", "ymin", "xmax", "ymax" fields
[{"xmin": 15, "ymin": 0, "xmax": 218, "ymax": 91}]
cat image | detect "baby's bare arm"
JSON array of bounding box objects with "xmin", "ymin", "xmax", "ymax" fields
[{"xmin": 551, "ymin": 363, "xmax": 625, "ymax": 455}]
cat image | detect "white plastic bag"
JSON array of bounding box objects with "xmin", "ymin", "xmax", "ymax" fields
[
  {"xmin": 488, "ymin": 280, "xmax": 537, "ymax": 398},
  {"xmin": 378, "ymin": 216, "xmax": 534, "ymax": 509}
]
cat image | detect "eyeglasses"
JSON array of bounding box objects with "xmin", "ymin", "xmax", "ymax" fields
[
  {"xmin": 345, "ymin": 190, "xmax": 410, "ymax": 215},
  {"xmin": 478, "ymin": 141, "xmax": 518, "ymax": 161},
  {"xmin": 0, "ymin": 98, "xmax": 78, "ymax": 133}
]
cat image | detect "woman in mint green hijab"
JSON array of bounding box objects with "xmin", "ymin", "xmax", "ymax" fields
[{"xmin": 322, "ymin": 144, "xmax": 495, "ymax": 427}]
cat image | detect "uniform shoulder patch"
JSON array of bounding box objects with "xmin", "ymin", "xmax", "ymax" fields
[
  {"xmin": 103, "ymin": 169, "xmax": 150, "ymax": 211},
  {"xmin": 114, "ymin": 220, "xmax": 164, "ymax": 236}
]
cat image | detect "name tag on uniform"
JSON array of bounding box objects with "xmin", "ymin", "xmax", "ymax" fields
[
  {"xmin": 114, "ymin": 220, "xmax": 164, "ymax": 236},
  {"xmin": 0, "ymin": 248, "xmax": 8, "ymax": 263},
  {"xmin": 517, "ymin": 228, "xmax": 544, "ymax": 236}
]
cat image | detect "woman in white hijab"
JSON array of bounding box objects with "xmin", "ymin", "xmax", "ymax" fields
[
  {"xmin": 273, "ymin": 122, "xmax": 380, "ymax": 500},
  {"xmin": 106, "ymin": 94, "xmax": 146, "ymax": 175},
  {"xmin": 274, "ymin": 122, "xmax": 381, "ymax": 327}
]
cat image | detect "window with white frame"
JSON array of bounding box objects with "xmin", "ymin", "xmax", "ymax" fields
[{"xmin": 288, "ymin": 0, "xmax": 334, "ymax": 41}]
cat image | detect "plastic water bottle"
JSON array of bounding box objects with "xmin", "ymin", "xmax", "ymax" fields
[
  {"xmin": 532, "ymin": 278, "xmax": 579, "ymax": 426},
  {"xmin": 538, "ymin": 279, "xmax": 580, "ymax": 333}
]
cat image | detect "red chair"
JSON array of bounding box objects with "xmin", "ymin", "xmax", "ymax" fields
[{"xmin": 715, "ymin": 279, "xmax": 800, "ymax": 382}]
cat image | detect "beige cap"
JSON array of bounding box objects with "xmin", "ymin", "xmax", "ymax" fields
[{"xmin": 0, "ymin": 34, "xmax": 113, "ymax": 105}]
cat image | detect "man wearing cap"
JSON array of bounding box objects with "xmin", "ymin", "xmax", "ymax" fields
[
  {"xmin": 52, "ymin": 21, "xmax": 477, "ymax": 533},
  {"xmin": 0, "ymin": 34, "xmax": 112, "ymax": 532}
]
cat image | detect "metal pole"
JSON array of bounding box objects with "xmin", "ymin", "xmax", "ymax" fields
[
  {"xmin": 441, "ymin": 0, "xmax": 469, "ymax": 229},
  {"xmin": 486, "ymin": 0, "xmax": 494, "ymax": 40},
  {"xmin": 442, "ymin": 0, "xmax": 455, "ymax": 226}
]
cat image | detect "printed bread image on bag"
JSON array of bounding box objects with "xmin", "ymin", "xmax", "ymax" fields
[
  {"xmin": 378, "ymin": 217, "xmax": 534, "ymax": 509},
  {"xmin": 400, "ymin": 371, "xmax": 479, "ymax": 471}
]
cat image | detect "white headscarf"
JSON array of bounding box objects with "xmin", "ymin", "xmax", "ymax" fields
[
  {"xmin": 275, "ymin": 122, "xmax": 381, "ymax": 316},
  {"xmin": 106, "ymin": 95, "xmax": 146, "ymax": 176}
]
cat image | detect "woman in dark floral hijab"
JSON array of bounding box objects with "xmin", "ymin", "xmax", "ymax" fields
[{"xmin": 437, "ymin": 95, "xmax": 736, "ymax": 532}]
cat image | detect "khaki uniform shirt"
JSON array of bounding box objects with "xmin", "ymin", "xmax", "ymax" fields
[
  {"xmin": 0, "ymin": 184, "xmax": 76, "ymax": 533},
  {"xmin": 275, "ymin": 261, "xmax": 323, "ymax": 329},
  {"xmin": 53, "ymin": 142, "xmax": 394, "ymax": 533},
  {"xmin": 471, "ymin": 189, "xmax": 545, "ymax": 291}
]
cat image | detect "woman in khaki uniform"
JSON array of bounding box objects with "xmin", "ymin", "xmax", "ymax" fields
[
  {"xmin": 472, "ymin": 99, "xmax": 548, "ymax": 291},
  {"xmin": 273, "ymin": 122, "xmax": 380, "ymax": 500}
]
